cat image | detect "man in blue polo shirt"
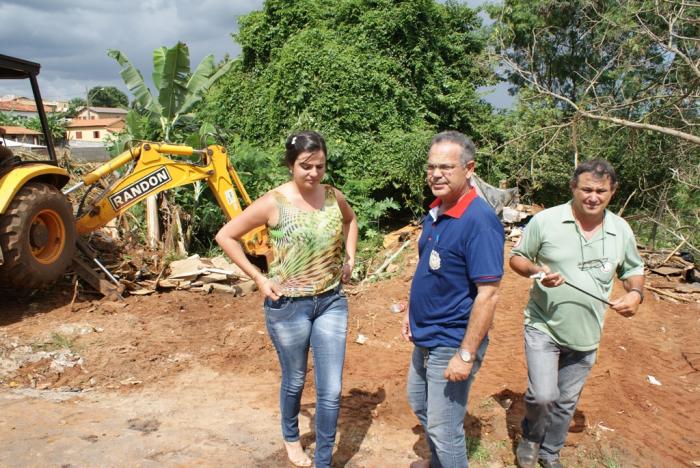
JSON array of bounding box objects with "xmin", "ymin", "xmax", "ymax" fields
[{"xmin": 401, "ymin": 131, "xmax": 504, "ymax": 468}]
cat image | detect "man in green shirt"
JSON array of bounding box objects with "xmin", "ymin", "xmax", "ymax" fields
[{"xmin": 510, "ymin": 160, "xmax": 644, "ymax": 468}]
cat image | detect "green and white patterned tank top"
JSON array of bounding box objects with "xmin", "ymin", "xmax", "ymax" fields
[{"xmin": 268, "ymin": 185, "xmax": 344, "ymax": 297}]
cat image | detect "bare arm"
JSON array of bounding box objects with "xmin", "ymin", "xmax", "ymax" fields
[
  {"xmin": 610, "ymin": 275, "xmax": 645, "ymax": 317},
  {"xmin": 444, "ymin": 281, "xmax": 501, "ymax": 382},
  {"xmin": 334, "ymin": 188, "xmax": 358, "ymax": 283},
  {"xmin": 214, "ymin": 193, "xmax": 281, "ymax": 300}
]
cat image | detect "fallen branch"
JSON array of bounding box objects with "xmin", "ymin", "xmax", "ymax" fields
[
  {"xmin": 69, "ymin": 277, "xmax": 80, "ymax": 310},
  {"xmin": 646, "ymin": 285, "xmax": 693, "ymax": 303},
  {"xmin": 662, "ymin": 239, "xmax": 687, "ymax": 264},
  {"xmin": 362, "ymin": 240, "xmax": 411, "ymax": 283},
  {"xmin": 617, "ymin": 189, "xmax": 637, "ymax": 218},
  {"xmin": 646, "ymin": 218, "xmax": 700, "ymax": 256},
  {"xmin": 152, "ymin": 265, "xmax": 167, "ymax": 291}
]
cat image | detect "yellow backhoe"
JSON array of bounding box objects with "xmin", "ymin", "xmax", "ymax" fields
[{"xmin": 0, "ymin": 54, "xmax": 269, "ymax": 294}]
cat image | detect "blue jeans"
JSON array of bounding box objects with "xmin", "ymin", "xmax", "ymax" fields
[
  {"xmin": 407, "ymin": 338, "xmax": 489, "ymax": 468},
  {"xmin": 264, "ymin": 286, "xmax": 348, "ymax": 468},
  {"xmin": 522, "ymin": 325, "xmax": 597, "ymax": 461}
]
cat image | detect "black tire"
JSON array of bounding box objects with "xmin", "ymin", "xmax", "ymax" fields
[{"xmin": 0, "ymin": 182, "xmax": 76, "ymax": 289}]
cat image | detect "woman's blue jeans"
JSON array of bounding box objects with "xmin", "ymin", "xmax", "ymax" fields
[{"xmin": 264, "ymin": 286, "xmax": 348, "ymax": 468}]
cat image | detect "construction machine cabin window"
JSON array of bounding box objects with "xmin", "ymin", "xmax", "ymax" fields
[{"xmin": 0, "ymin": 58, "xmax": 56, "ymax": 164}]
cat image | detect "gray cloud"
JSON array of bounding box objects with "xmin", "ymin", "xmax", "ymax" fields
[
  {"xmin": 0, "ymin": 0, "xmax": 262, "ymax": 101},
  {"xmin": 0, "ymin": 0, "xmax": 512, "ymax": 108}
]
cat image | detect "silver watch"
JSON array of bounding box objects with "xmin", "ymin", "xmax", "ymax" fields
[{"xmin": 458, "ymin": 349, "xmax": 473, "ymax": 363}]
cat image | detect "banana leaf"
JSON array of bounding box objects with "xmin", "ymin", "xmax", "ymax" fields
[
  {"xmin": 107, "ymin": 49, "xmax": 160, "ymax": 116},
  {"xmin": 154, "ymin": 42, "xmax": 190, "ymax": 121},
  {"xmin": 179, "ymin": 59, "xmax": 233, "ymax": 116}
]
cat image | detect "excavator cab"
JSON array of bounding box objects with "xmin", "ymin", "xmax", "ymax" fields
[
  {"xmin": 0, "ymin": 54, "xmax": 60, "ymax": 166},
  {"xmin": 0, "ymin": 54, "xmax": 76, "ymax": 289}
]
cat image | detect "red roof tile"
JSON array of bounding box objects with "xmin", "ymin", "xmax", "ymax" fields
[
  {"xmin": 0, "ymin": 101, "xmax": 52, "ymax": 112},
  {"xmin": 0, "ymin": 125, "xmax": 42, "ymax": 135},
  {"xmin": 67, "ymin": 117, "xmax": 125, "ymax": 129}
]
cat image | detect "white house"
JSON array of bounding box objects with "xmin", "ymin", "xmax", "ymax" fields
[{"xmin": 66, "ymin": 117, "xmax": 125, "ymax": 142}]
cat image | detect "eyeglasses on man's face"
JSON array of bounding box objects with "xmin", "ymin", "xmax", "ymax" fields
[{"xmin": 426, "ymin": 163, "xmax": 462, "ymax": 174}]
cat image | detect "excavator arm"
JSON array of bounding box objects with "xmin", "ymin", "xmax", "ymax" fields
[{"xmin": 72, "ymin": 142, "xmax": 269, "ymax": 257}]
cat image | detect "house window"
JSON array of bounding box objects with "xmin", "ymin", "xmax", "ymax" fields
[
  {"xmin": 75, "ymin": 131, "xmax": 82, "ymax": 139},
  {"xmin": 93, "ymin": 131, "xmax": 100, "ymax": 138}
]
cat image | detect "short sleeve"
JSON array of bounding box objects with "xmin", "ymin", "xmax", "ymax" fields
[
  {"xmin": 617, "ymin": 223, "xmax": 645, "ymax": 280},
  {"xmin": 466, "ymin": 224, "xmax": 504, "ymax": 283},
  {"xmin": 511, "ymin": 215, "xmax": 542, "ymax": 262}
]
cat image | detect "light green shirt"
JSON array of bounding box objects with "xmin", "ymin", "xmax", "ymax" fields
[{"xmin": 511, "ymin": 201, "xmax": 644, "ymax": 351}]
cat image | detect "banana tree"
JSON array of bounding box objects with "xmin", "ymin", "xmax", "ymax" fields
[
  {"xmin": 108, "ymin": 42, "xmax": 232, "ymax": 142},
  {"xmin": 107, "ymin": 42, "xmax": 232, "ymax": 251}
]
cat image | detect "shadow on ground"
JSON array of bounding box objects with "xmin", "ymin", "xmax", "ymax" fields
[
  {"xmin": 492, "ymin": 388, "xmax": 586, "ymax": 457},
  {"xmin": 255, "ymin": 386, "xmax": 386, "ymax": 467}
]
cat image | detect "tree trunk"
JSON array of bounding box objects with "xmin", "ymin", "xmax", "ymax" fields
[{"xmin": 146, "ymin": 195, "xmax": 159, "ymax": 249}]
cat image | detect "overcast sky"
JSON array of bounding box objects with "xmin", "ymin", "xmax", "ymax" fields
[{"xmin": 0, "ymin": 0, "xmax": 512, "ymax": 108}]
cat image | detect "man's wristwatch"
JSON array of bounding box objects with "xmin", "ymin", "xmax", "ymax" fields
[
  {"xmin": 458, "ymin": 349, "xmax": 473, "ymax": 363},
  {"xmin": 629, "ymin": 287, "xmax": 644, "ymax": 303}
]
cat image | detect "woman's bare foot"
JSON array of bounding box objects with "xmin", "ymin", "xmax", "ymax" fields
[
  {"xmin": 283, "ymin": 440, "xmax": 312, "ymax": 467},
  {"xmin": 410, "ymin": 460, "xmax": 430, "ymax": 468}
]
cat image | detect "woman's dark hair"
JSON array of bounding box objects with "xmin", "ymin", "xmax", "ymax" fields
[
  {"xmin": 284, "ymin": 130, "xmax": 327, "ymax": 167},
  {"xmin": 571, "ymin": 159, "xmax": 618, "ymax": 188}
]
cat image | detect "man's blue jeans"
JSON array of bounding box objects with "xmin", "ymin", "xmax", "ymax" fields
[
  {"xmin": 264, "ymin": 286, "xmax": 348, "ymax": 468},
  {"xmin": 407, "ymin": 338, "xmax": 489, "ymax": 468},
  {"xmin": 522, "ymin": 325, "xmax": 597, "ymax": 461}
]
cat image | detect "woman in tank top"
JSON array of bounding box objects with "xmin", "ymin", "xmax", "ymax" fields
[{"xmin": 215, "ymin": 131, "xmax": 358, "ymax": 468}]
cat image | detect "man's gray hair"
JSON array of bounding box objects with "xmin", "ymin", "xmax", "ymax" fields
[{"xmin": 430, "ymin": 130, "xmax": 476, "ymax": 166}]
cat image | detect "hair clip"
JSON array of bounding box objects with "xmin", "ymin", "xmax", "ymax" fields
[{"xmin": 291, "ymin": 136, "xmax": 297, "ymax": 145}]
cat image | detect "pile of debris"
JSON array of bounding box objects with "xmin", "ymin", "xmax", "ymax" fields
[
  {"xmin": 640, "ymin": 249, "xmax": 700, "ymax": 303},
  {"xmin": 502, "ymin": 204, "xmax": 544, "ymax": 242},
  {"xmin": 126, "ymin": 254, "xmax": 257, "ymax": 297},
  {"xmin": 471, "ymin": 174, "xmax": 542, "ymax": 241}
]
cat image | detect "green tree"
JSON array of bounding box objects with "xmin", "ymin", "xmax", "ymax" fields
[
  {"xmin": 204, "ymin": 0, "xmax": 494, "ymax": 223},
  {"xmin": 87, "ymin": 86, "xmax": 129, "ymax": 108},
  {"xmin": 486, "ymin": 0, "xmax": 699, "ymax": 246},
  {"xmin": 0, "ymin": 112, "xmax": 66, "ymax": 145},
  {"xmin": 489, "ymin": 0, "xmax": 699, "ymax": 145},
  {"xmin": 25, "ymin": 114, "xmax": 67, "ymax": 145},
  {"xmin": 64, "ymin": 97, "xmax": 87, "ymax": 117}
]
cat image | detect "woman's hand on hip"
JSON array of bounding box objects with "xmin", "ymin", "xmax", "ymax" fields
[
  {"xmin": 341, "ymin": 262, "xmax": 353, "ymax": 283},
  {"xmin": 256, "ymin": 275, "xmax": 282, "ymax": 301}
]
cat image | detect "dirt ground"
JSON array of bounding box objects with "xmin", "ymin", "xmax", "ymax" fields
[{"xmin": 0, "ymin": 243, "xmax": 698, "ymax": 467}]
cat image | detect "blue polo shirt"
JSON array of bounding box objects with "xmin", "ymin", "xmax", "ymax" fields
[{"xmin": 409, "ymin": 187, "xmax": 504, "ymax": 348}]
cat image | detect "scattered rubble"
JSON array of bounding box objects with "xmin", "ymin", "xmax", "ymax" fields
[
  {"xmin": 640, "ymin": 249, "xmax": 699, "ymax": 303},
  {"xmin": 646, "ymin": 375, "xmax": 662, "ymax": 386},
  {"xmin": 51, "ymin": 323, "xmax": 100, "ymax": 338},
  {"xmin": 0, "ymin": 332, "xmax": 84, "ymax": 381}
]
